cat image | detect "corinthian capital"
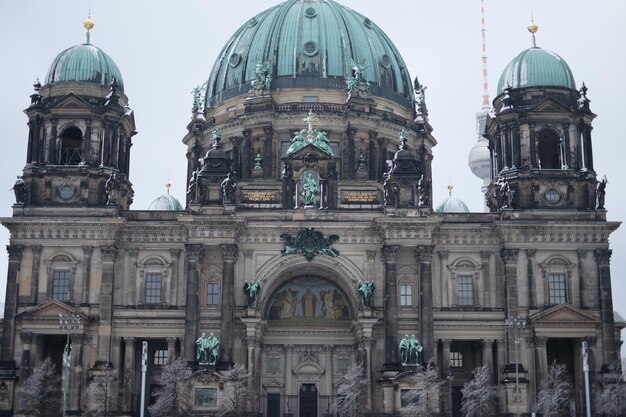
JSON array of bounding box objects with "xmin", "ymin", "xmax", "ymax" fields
[
  {"xmin": 594, "ymin": 249, "xmax": 612, "ymax": 265},
  {"xmin": 500, "ymin": 249, "xmax": 519, "ymax": 264},
  {"xmin": 221, "ymin": 244, "xmax": 239, "ymax": 262},
  {"xmin": 101, "ymin": 246, "xmax": 118, "ymax": 262},
  {"xmin": 7, "ymin": 245, "xmax": 24, "ymax": 261},
  {"xmin": 185, "ymin": 244, "xmax": 204, "ymax": 262},
  {"xmin": 381, "ymin": 245, "xmax": 399, "ymax": 263},
  {"xmin": 416, "ymin": 246, "xmax": 435, "ymax": 263}
]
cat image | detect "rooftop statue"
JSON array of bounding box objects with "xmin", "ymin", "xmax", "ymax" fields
[
  {"xmin": 250, "ymin": 62, "xmax": 272, "ymax": 92},
  {"xmin": 285, "ymin": 111, "xmax": 333, "ymax": 157}
]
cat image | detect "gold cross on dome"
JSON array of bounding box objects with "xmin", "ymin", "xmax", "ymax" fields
[{"xmin": 303, "ymin": 110, "xmax": 319, "ymax": 132}]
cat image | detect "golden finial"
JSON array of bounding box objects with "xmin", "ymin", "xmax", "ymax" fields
[
  {"xmin": 447, "ymin": 183, "xmax": 454, "ymax": 196},
  {"xmin": 83, "ymin": 10, "xmax": 94, "ymax": 44},
  {"xmin": 528, "ymin": 13, "xmax": 538, "ymax": 47},
  {"xmin": 165, "ymin": 180, "xmax": 172, "ymax": 193}
]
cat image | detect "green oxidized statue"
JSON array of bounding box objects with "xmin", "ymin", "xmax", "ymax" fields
[{"xmin": 301, "ymin": 173, "xmax": 319, "ymax": 206}]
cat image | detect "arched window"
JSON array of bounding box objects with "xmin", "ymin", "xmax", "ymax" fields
[
  {"xmin": 58, "ymin": 126, "xmax": 83, "ymax": 165},
  {"xmin": 138, "ymin": 256, "xmax": 170, "ymax": 306},
  {"xmin": 539, "ymin": 256, "xmax": 574, "ymax": 306},
  {"xmin": 45, "ymin": 254, "xmax": 80, "ymax": 302},
  {"xmin": 537, "ymin": 129, "xmax": 561, "ymax": 169}
]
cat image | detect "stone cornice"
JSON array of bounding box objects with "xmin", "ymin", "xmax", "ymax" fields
[{"xmin": 2, "ymin": 221, "xmax": 122, "ymax": 242}]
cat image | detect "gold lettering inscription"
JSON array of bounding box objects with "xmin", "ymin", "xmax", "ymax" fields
[
  {"xmin": 243, "ymin": 192, "xmax": 276, "ymax": 202},
  {"xmin": 343, "ymin": 192, "xmax": 378, "ymax": 203}
]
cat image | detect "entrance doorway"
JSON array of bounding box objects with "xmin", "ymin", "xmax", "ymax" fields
[
  {"xmin": 299, "ymin": 384, "xmax": 317, "ymax": 417},
  {"xmin": 546, "ymin": 338, "xmax": 577, "ymax": 416}
]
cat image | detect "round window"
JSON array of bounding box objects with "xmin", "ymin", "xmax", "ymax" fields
[
  {"xmin": 229, "ymin": 53, "xmax": 241, "ymax": 68},
  {"xmin": 305, "ymin": 7, "xmax": 317, "ymax": 18},
  {"xmin": 303, "ymin": 41, "xmax": 318, "ymax": 57},
  {"xmin": 544, "ymin": 188, "xmax": 561, "ymax": 204},
  {"xmin": 380, "ymin": 54, "xmax": 391, "ymax": 68},
  {"xmin": 58, "ymin": 184, "xmax": 76, "ymax": 201}
]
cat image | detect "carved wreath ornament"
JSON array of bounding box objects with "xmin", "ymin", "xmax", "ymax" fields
[{"xmin": 280, "ymin": 228, "xmax": 340, "ymax": 261}]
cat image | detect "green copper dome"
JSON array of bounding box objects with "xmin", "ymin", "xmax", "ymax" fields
[
  {"xmin": 148, "ymin": 191, "xmax": 184, "ymax": 211},
  {"xmin": 45, "ymin": 43, "xmax": 124, "ymax": 91},
  {"xmin": 497, "ymin": 47, "xmax": 575, "ymax": 95},
  {"xmin": 206, "ymin": 0, "xmax": 414, "ymax": 108}
]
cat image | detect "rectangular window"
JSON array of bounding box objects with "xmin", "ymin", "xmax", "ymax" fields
[
  {"xmin": 456, "ymin": 276, "xmax": 474, "ymax": 306},
  {"xmin": 52, "ymin": 271, "xmax": 70, "ymax": 301},
  {"xmin": 303, "ymin": 95, "xmax": 318, "ymax": 103},
  {"xmin": 400, "ymin": 389, "xmax": 420, "ymax": 407},
  {"xmin": 547, "ymin": 273, "xmax": 567, "ymax": 304},
  {"xmin": 450, "ymin": 351, "xmax": 463, "ymax": 368},
  {"xmin": 400, "ymin": 284, "xmax": 412, "ymax": 306},
  {"xmin": 145, "ymin": 273, "xmax": 162, "ymax": 304},
  {"xmin": 207, "ymin": 283, "xmax": 219, "ymax": 306},
  {"xmin": 194, "ymin": 387, "xmax": 217, "ymax": 408},
  {"xmin": 153, "ymin": 349, "xmax": 168, "ymax": 365}
]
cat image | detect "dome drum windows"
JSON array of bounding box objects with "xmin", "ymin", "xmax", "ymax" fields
[
  {"xmin": 57, "ymin": 126, "xmax": 83, "ymax": 165},
  {"xmin": 536, "ymin": 129, "xmax": 565, "ymax": 170}
]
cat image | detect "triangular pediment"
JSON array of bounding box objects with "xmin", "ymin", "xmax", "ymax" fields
[
  {"xmin": 284, "ymin": 143, "xmax": 333, "ymax": 161},
  {"xmin": 53, "ymin": 93, "xmax": 91, "ymax": 109},
  {"xmin": 529, "ymin": 97, "xmax": 571, "ymax": 113},
  {"xmin": 531, "ymin": 303, "xmax": 600, "ymax": 326},
  {"xmin": 16, "ymin": 299, "xmax": 87, "ymax": 322},
  {"xmin": 262, "ymin": 379, "xmax": 284, "ymax": 388}
]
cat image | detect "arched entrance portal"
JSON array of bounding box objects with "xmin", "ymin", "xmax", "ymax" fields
[{"xmin": 258, "ymin": 274, "xmax": 360, "ymax": 417}]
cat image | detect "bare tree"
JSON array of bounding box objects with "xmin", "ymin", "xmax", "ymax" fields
[
  {"xmin": 83, "ymin": 365, "xmax": 118, "ymax": 417},
  {"xmin": 536, "ymin": 362, "xmax": 572, "ymax": 417},
  {"xmin": 148, "ymin": 359, "xmax": 192, "ymax": 417},
  {"xmin": 217, "ymin": 364, "xmax": 250, "ymax": 417},
  {"xmin": 595, "ymin": 362, "xmax": 626, "ymax": 417},
  {"xmin": 401, "ymin": 360, "xmax": 442, "ymax": 417},
  {"xmin": 460, "ymin": 364, "xmax": 497, "ymax": 417},
  {"xmin": 18, "ymin": 358, "xmax": 61, "ymax": 417},
  {"xmin": 335, "ymin": 362, "xmax": 368, "ymax": 417}
]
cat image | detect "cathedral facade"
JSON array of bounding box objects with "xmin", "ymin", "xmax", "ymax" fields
[{"xmin": 0, "ymin": 1, "xmax": 622, "ymax": 417}]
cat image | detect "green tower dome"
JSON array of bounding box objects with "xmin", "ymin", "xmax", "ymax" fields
[
  {"xmin": 206, "ymin": 0, "xmax": 414, "ymax": 108},
  {"xmin": 45, "ymin": 43, "xmax": 124, "ymax": 91},
  {"xmin": 497, "ymin": 47, "xmax": 575, "ymax": 95}
]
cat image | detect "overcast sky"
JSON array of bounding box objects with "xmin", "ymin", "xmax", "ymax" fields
[{"xmin": 1, "ymin": 0, "xmax": 625, "ymax": 352}]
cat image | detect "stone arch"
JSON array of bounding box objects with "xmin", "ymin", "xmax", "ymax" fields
[
  {"xmin": 255, "ymin": 254, "xmax": 365, "ymax": 318},
  {"xmin": 536, "ymin": 126, "xmax": 562, "ymax": 170},
  {"xmin": 58, "ymin": 125, "xmax": 84, "ymax": 165}
]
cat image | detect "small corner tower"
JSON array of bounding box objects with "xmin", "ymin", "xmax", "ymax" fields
[
  {"xmin": 16, "ymin": 16, "xmax": 136, "ymax": 211},
  {"xmin": 484, "ymin": 22, "xmax": 598, "ymax": 212}
]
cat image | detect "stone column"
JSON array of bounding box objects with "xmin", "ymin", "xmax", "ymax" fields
[
  {"xmin": 169, "ymin": 249, "xmax": 180, "ymax": 307},
  {"xmin": 324, "ymin": 345, "xmax": 333, "ymax": 394},
  {"xmin": 47, "ymin": 120, "xmax": 57, "ymax": 163},
  {"xmin": 19, "ymin": 332, "xmax": 33, "ymax": 386},
  {"xmin": 167, "ymin": 337, "xmax": 177, "ymax": 362},
  {"xmin": 220, "ymin": 244, "xmax": 238, "ymax": 365},
  {"xmin": 347, "ymin": 126, "xmax": 357, "ymax": 180},
  {"xmin": 242, "ymin": 129, "xmax": 251, "ymax": 179},
  {"xmin": 381, "ymin": 245, "xmax": 400, "ymax": 371},
  {"xmin": 363, "ymin": 337, "xmax": 374, "ymax": 409},
  {"xmin": 97, "ymin": 246, "xmax": 117, "ymax": 363},
  {"xmin": 184, "ymin": 244, "xmax": 204, "ymax": 361},
  {"xmin": 439, "ymin": 251, "xmax": 449, "ymax": 308},
  {"xmin": 595, "ymin": 249, "xmax": 618, "ymax": 363},
  {"xmin": 245, "ymin": 336, "xmax": 261, "ymax": 412},
  {"xmin": 577, "ymin": 249, "xmax": 591, "ymax": 308},
  {"xmin": 482, "ymin": 339, "xmax": 494, "ymax": 383},
  {"xmin": 1, "ymin": 245, "xmax": 23, "ymax": 360},
  {"xmin": 285, "ymin": 345, "xmax": 294, "ymax": 396},
  {"xmin": 378, "ymin": 137, "xmax": 389, "ymax": 181},
  {"xmin": 30, "ymin": 245, "xmax": 42, "ymax": 304},
  {"xmin": 368, "ymin": 131, "xmax": 378, "ymax": 180},
  {"xmin": 263, "ymin": 126, "xmax": 274, "ymax": 178},
  {"xmin": 127, "ymin": 248, "xmax": 139, "ymax": 307},
  {"xmin": 442, "ymin": 340, "xmax": 452, "ymax": 416},
  {"xmin": 526, "ymin": 249, "xmax": 537, "ymax": 309},
  {"xmin": 81, "ymin": 246, "xmax": 93, "ymax": 305},
  {"xmin": 70, "ymin": 334, "xmax": 86, "ymax": 412},
  {"xmin": 417, "ymin": 245, "xmax": 435, "ymax": 362},
  {"xmin": 123, "ymin": 337, "xmax": 136, "ymax": 412},
  {"xmin": 534, "ymin": 336, "xmax": 547, "ymax": 405},
  {"xmin": 111, "ymin": 336, "xmax": 122, "ymax": 370},
  {"xmin": 501, "ymin": 249, "xmax": 520, "ymax": 362}
]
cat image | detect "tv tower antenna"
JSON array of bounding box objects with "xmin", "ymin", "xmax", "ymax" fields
[{"xmin": 480, "ymin": 0, "xmax": 490, "ymax": 111}]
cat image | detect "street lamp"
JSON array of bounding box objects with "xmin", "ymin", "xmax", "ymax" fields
[
  {"xmin": 59, "ymin": 314, "xmax": 80, "ymax": 416},
  {"xmin": 505, "ymin": 316, "xmax": 526, "ymax": 417}
]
